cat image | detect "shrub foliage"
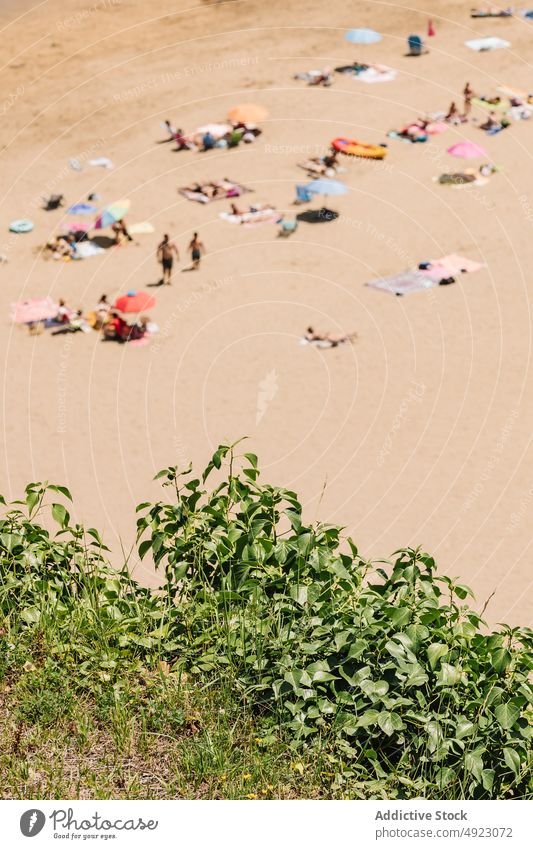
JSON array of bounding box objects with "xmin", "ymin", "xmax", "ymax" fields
[{"xmin": 1, "ymin": 443, "xmax": 531, "ymax": 799}]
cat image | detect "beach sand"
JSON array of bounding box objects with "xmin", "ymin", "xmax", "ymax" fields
[{"xmin": 0, "ymin": 0, "xmax": 531, "ymax": 625}]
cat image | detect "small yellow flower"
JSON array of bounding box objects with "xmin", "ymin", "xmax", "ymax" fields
[
  {"xmin": 291, "ymin": 761, "xmax": 304, "ymax": 775},
  {"xmin": 220, "ymin": 774, "xmax": 227, "ymax": 782},
  {"xmin": 242, "ymin": 772, "xmax": 252, "ymax": 780},
  {"xmin": 255, "ymin": 738, "xmax": 262, "ymax": 744},
  {"xmin": 266, "ymin": 784, "xmax": 274, "ymax": 790},
  {"xmin": 245, "ymin": 793, "xmax": 258, "ymax": 799}
]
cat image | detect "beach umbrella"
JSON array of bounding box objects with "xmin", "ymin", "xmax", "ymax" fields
[
  {"xmin": 11, "ymin": 297, "xmax": 58, "ymax": 324},
  {"xmin": 447, "ymin": 142, "xmax": 487, "ymax": 159},
  {"xmin": 345, "ymin": 28, "xmax": 382, "ymax": 45},
  {"xmin": 305, "ymin": 179, "xmax": 349, "ymax": 197},
  {"xmin": 67, "ymin": 203, "xmax": 97, "ymax": 215},
  {"xmin": 114, "ymin": 290, "xmax": 156, "ymax": 313},
  {"xmin": 227, "ymin": 103, "xmax": 269, "ymax": 123},
  {"xmin": 94, "ymin": 199, "xmax": 130, "ymax": 230}
]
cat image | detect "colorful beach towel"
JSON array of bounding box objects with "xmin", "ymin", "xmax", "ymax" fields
[{"xmin": 219, "ymin": 208, "xmax": 280, "ymax": 227}]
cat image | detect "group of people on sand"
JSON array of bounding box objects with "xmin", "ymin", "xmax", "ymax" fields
[
  {"xmin": 30, "ymin": 294, "xmax": 155, "ymax": 343},
  {"xmin": 156, "ymin": 232, "xmax": 205, "ymax": 284},
  {"xmin": 164, "ymin": 119, "xmax": 261, "ymax": 152},
  {"xmin": 44, "ymin": 218, "xmax": 134, "ymax": 260}
]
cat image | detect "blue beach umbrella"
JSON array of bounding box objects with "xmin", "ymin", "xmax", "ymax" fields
[
  {"xmin": 345, "ymin": 28, "xmax": 382, "ymax": 45},
  {"xmin": 305, "ymin": 179, "xmax": 349, "ymax": 197}
]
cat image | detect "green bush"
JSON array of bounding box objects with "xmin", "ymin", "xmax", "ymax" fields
[
  {"xmin": 137, "ymin": 441, "xmax": 533, "ymax": 799},
  {"xmin": 0, "ymin": 447, "xmax": 531, "ymax": 799}
]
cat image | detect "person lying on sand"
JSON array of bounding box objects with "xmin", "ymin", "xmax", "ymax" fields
[
  {"xmin": 51, "ymin": 309, "xmax": 91, "ymax": 335},
  {"xmin": 300, "ymin": 149, "xmax": 340, "ymax": 176},
  {"xmin": 304, "ymin": 326, "xmax": 357, "ymax": 346},
  {"xmin": 294, "ymin": 69, "xmax": 333, "ymax": 86},
  {"xmin": 397, "ymin": 122, "xmax": 428, "ymax": 142},
  {"xmin": 480, "ymin": 112, "xmax": 509, "ymax": 133},
  {"xmin": 44, "ymin": 236, "xmax": 76, "ymax": 260}
]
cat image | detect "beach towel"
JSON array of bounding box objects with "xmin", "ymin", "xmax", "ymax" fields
[
  {"xmin": 11, "ymin": 297, "xmax": 58, "ymax": 323},
  {"xmin": 358, "ymin": 66, "xmax": 397, "ymax": 83},
  {"xmin": 219, "ymin": 208, "xmax": 280, "ymax": 227},
  {"xmin": 74, "ymin": 240, "xmax": 105, "ymax": 259},
  {"xmin": 366, "ymin": 271, "xmax": 438, "ymax": 296},
  {"xmin": 497, "ymin": 85, "xmax": 530, "ymax": 100},
  {"xmin": 471, "ymin": 97, "xmax": 510, "ymax": 113},
  {"xmin": 465, "ymin": 37, "xmax": 510, "ymax": 51},
  {"xmin": 427, "ymin": 254, "xmax": 485, "ymax": 275},
  {"xmin": 89, "ymin": 157, "xmax": 114, "ymax": 169},
  {"xmin": 129, "ymin": 221, "xmax": 155, "ymax": 235}
]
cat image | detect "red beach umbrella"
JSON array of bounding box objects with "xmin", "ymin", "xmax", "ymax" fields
[{"xmin": 114, "ymin": 290, "xmax": 156, "ymax": 313}]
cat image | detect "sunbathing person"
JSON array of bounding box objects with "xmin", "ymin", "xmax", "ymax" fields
[
  {"xmin": 304, "ymin": 326, "xmax": 357, "ymax": 346},
  {"xmin": 51, "ymin": 309, "xmax": 90, "ymax": 335},
  {"xmin": 480, "ymin": 112, "xmax": 501, "ymax": 132},
  {"xmin": 399, "ymin": 123, "xmax": 428, "ymax": 142},
  {"xmin": 45, "ymin": 236, "xmax": 76, "ymax": 260}
]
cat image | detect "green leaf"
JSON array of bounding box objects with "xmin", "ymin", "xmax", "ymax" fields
[
  {"xmin": 427, "ymin": 643, "xmax": 449, "ymax": 669},
  {"xmin": 503, "ymin": 747, "xmax": 521, "ymax": 776},
  {"xmin": 494, "ymin": 702, "xmax": 520, "ymax": 731},
  {"xmin": 49, "ymin": 485, "xmax": 73, "ymax": 502},
  {"xmin": 377, "ymin": 711, "xmax": 404, "ymax": 736},
  {"xmin": 481, "ymin": 769, "xmax": 495, "ymax": 793},
  {"xmin": 491, "ymin": 647, "xmax": 511, "ymax": 675},
  {"xmin": 51, "ymin": 503, "xmax": 69, "ymax": 528},
  {"xmin": 437, "ymin": 663, "xmax": 461, "ymax": 686},
  {"xmin": 244, "ymin": 453, "xmax": 258, "ymax": 469},
  {"xmin": 465, "ymin": 751, "xmax": 484, "ymax": 782},
  {"xmin": 456, "ymin": 719, "xmax": 476, "ymax": 739}
]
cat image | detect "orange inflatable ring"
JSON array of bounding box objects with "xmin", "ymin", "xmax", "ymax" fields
[{"xmin": 332, "ymin": 137, "xmax": 387, "ymax": 159}]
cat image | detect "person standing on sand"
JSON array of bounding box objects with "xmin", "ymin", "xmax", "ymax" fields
[
  {"xmin": 157, "ymin": 233, "xmax": 179, "ymax": 285},
  {"xmin": 188, "ymin": 232, "xmax": 205, "ymax": 270},
  {"xmin": 463, "ymin": 82, "xmax": 474, "ymax": 117}
]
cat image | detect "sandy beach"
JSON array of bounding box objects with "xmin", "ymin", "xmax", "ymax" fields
[{"xmin": 0, "ymin": 0, "xmax": 532, "ymax": 626}]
